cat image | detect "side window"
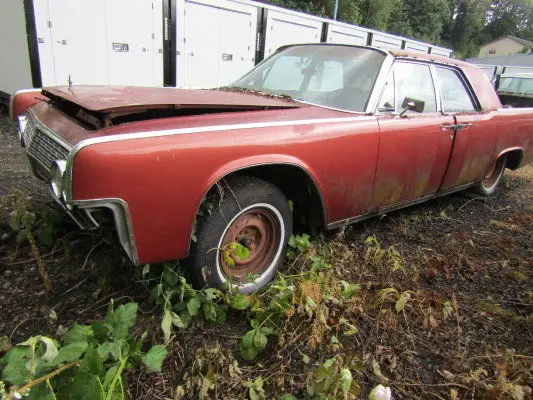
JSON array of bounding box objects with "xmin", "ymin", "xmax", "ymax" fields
[
  {"xmin": 394, "ymin": 62, "xmax": 437, "ymax": 113},
  {"xmin": 435, "ymin": 67, "xmax": 476, "ymax": 112},
  {"xmin": 517, "ymin": 78, "xmax": 533, "ymax": 95}
]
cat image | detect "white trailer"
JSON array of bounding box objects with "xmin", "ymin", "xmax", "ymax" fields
[
  {"xmin": 1, "ymin": 0, "xmax": 453, "ymax": 99},
  {"xmin": 175, "ymin": 0, "xmax": 258, "ymax": 88},
  {"xmin": 0, "ymin": 1, "xmax": 34, "ymax": 101},
  {"xmin": 261, "ymin": 5, "xmax": 323, "ymax": 58},
  {"xmin": 325, "ymin": 21, "xmax": 370, "ymax": 46},
  {"xmin": 1, "ymin": 0, "xmax": 164, "ymax": 99}
]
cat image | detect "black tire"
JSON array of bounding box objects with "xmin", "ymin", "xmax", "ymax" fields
[
  {"xmin": 186, "ymin": 176, "xmax": 292, "ymax": 293},
  {"xmin": 475, "ymin": 154, "xmax": 507, "ymax": 196}
]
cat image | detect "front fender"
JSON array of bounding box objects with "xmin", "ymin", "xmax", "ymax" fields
[{"xmin": 10, "ymin": 89, "xmax": 45, "ymax": 121}]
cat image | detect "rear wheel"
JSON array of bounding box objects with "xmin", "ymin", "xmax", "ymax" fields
[
  {"xmin": 187, "ymin": 176, "xmax": 292, "ymax": 293},
  {"xmin": 476, "ymin": 155, "xmax": 507, "ymax": 196}
]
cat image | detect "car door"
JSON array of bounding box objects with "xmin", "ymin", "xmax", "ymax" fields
[
  {"xmin": 369, "ymin": 61, "xmax": 455, "ymax": 210},
  {"xmin": 435, "ymin": 66, "xmax": 499, "ymax": 190}
]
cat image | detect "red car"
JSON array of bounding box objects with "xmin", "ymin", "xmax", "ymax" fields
[{"xmin": 11, "ymin": 44, "xmax": 533, "ymax": 292}]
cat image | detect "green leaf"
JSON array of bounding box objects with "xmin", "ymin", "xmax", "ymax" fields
[
  {"xmin": 253, "ymin": 331, "xmax": 268, "ymax": 351},
  {"xmin": 204, "ymin": 288, "xmax": 222, "ymax": 302},
  {"xmin": 340, "ymin": 368, "xmax": 352, "ymax": 396},
  {"xmin": 203, "ymin": 303, "xmax": 217, "ymax": 321},
  {"xmin": 215, "ymin": 308, "xmax": 227, "ymax": 325},
  {"xmin": 25, "ymin": 381, "xmax": 55, "ymax": 400},
  {"xmin": 52, "ymin": 341, "xmax": 88, "ymax": 365},
  {"xmin": 171, "ymin": 311, "xmax": 186, "ymax": 329},
  {"xmin": 1, "ymin": 346, "xmax": 32, "ymax": 386},
  {"xmin": 39, "ymin": 337, "xmax": 59, "ymax": 363},
  {"xmin": 105, "ymin": 302, "xmax": 138, "ymax": 340},
  {"xmin": 142, "ymin": 345, "xmax": 168, "ymax": 372},
  {"xmin": 102, "ymin": 365, "xmax": 118, "ymax": 390},
  {"xmin": 63, "ymin": 324, "xmax": 93, "ymax": 345},
  {"xmin": 96, "ymin": 342, "xmax": 121, "ymax": 361},
  {"xmin": 232, "ymin": 243, "xmax": 250, "ymax": 260},
  {"xmin": 142, "ymin": 264, "xmax": 150, "ymax": 277},
  {"xmin": 68, "ymin": 370, "xmax": 104, "ymax": 400},
  {"xmin": 340, "ymin": 281, "xmax": 360, "ymax": 299},
  {"xmin": 80, "ymin": 345, "xmax": 104, "ymax": 377},
  {"xmin": 91, "ymin": 322, "xmax": 110, "ymax": 343},
  {"xmin": 187, "ymin": 296, "xmax": 202, "ymax": 316},
  {"xmin": 179, "ymin": 310, "xmax": 192, "ymax": 328},
  {"xmin": 161, "ymin": 309, "xmax": 172, "ymax": 344},
  {"xmin": 395, "ymin": 292, "xmax": 411, "ymax": 313},
  {"xmin": 280, "ymin": 395, "xmax": 298, "ymax": 400},
  {"xmin": 241, "ymin": 330, "xmax": 256, "ymax": 349},
  {"xmin": 323, "ymin": 358, "xmax": 336, "ymax": 370},
  {"xmin": 231, "ymin": 293, "xmax": 250, "ymax": 310},
  {"xmin": 239, "ymin": 344, "xmax": 258, "ymax": 361}
]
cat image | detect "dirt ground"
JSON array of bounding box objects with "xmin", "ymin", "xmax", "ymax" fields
[{"xmin": 0, "ymin": 110, "xmax": 531, "ymax": 399}]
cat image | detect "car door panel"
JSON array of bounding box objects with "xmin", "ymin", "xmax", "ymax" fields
[
  {"xmin": 440, "ymin": 112, "xmax": 498, "ymax": 189},
  {"xmin": 434, "ymin": 67, "xmax": 498, "ymax": 189},
  {"xmin": 371, "ymin": 114, "xmax": 454, "ymax": 209},
  {"xmin": 369, "ymin": 61, "xmax": 455, "ymax": 211}
]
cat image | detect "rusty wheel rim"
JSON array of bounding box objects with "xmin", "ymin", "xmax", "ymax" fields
[
  {"xmin": 482, "ymin": 157, "xmax": 505, "ymax": 190},
  {"xmin": 219, "ymin": 207, "xmax": 281, "ymax": 281}
]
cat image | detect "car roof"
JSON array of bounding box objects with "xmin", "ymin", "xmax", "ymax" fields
[{"xmin": 275, "ymin": 43, "xmax": 469, "ymax": 69}]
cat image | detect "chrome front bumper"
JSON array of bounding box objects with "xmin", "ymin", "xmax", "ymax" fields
[{"xmin": 19, "ymin": 111, "xmax": 139, "ymax": 265}]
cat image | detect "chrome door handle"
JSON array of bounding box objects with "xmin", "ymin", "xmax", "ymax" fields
[
  {"xmin": 440, "ymin": 123, "xmax": 473, "ymax": 131},
  {"xmin": 440, "ymin": 124, "xmax": 457, "ymax": 131}
]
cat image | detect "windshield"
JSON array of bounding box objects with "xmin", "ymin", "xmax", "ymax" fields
[
  {"xmin": 231, "ymin": 45, "xmax": 386, "ymax": 112},
  {"xmin": 499, "ymin": 76, "xmax": 533, "ymax": 96}
]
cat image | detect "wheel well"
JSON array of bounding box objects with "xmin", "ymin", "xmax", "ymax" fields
[
  {"xmin": 203, "ymin": 165, "xmax": 326, "ymax": 232},
  {"xmin": 503, "ymin": 149, "xmax": 523, "ymax": 170}
]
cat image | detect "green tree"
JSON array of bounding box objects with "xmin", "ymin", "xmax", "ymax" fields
[
  {"xmin": 450, "ymin": 0, "xmax": 491, "ymax": 58},
  {"xmin": 388, "ymin": 0, "xmax": 451, "ymax": 43},
  {"xmin": 484, "ymin": 0, "xmax": 533, "ymax": 39}
]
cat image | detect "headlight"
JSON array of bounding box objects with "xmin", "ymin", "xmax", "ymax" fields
[
  {"xmin": 17, "ymin": 115, "xmax": 28, "ymax": 143},
  {"xmin": 50, "ymin": 160, "xmax": 67, "ymax": 200}
]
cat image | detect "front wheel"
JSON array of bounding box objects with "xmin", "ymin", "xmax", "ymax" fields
[
  {"xmin": 186, "ymin": 176, "xmax": 292, "ymax": 293},
  {"xmin": 475, "ymin": 154, "xmax": 507, "ymax": 196}
]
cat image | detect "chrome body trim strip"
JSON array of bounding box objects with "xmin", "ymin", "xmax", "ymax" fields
[
  {"xmin": 72, "ymin": 198, "xmax": 139, "ymax": 265},
  {"xmin": 63, "ymin": 114, "xmax": 377, "ymax": 204},
  {"xmin": 326, "ymin": 182, "xmax": 476, "ymax": 229}
]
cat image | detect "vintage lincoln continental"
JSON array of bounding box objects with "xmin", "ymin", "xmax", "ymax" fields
[{"xmin": 10, "ymin": 44, "xmax": 533, "ymax": 292}]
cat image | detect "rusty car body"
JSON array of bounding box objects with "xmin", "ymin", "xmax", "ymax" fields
[{"xmin": 10, "ymin": 44, "xmax": 533, "ymax": 291}]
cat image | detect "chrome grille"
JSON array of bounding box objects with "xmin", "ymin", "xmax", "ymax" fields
[{"xmin": 22, "ymin": 113, "xmax": 71, "ymax": 173}]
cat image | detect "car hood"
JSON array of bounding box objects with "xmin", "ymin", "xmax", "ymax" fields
[{"xmin": 42, "ymin": 86, "xmax": 301, "ymax": 113}]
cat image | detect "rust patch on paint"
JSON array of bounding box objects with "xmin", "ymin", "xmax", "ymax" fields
[
  {"xmin": 371, "ymin": 177, "xmax": 404, "ymax": 208},
  {"xmin": 457, "ymin": 157, "xmax": 489, "ymax": 186},
  {"xmin": 411, "ymin": 172, "xmax": 430, "ymax": 198}
]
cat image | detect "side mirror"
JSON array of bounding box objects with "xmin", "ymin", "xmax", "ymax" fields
[{"xmin": 398, "ymin": 97, "xmax": 425, "ymax": 117}]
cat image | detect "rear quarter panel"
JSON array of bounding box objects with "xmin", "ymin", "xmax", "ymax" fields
[
  {"xmin": 71, "ymin": 117, "xmax": 380, "ymax": 263},
  {"xmin": 492, "ymin": 107, "xmax": 533, "ymax": 166}
]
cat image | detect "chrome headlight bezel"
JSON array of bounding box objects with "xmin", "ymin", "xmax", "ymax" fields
[
  {"xmin": 17, "ymin": 115, "xmax": 28, "ymax": 142},
  {"xmin": 50, "ymin": 160, "xmax": 68, "ymax": 200}
]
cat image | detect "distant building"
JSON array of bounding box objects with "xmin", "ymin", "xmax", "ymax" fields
[
  {"xmin": 478, "ymin": 35, "xmax": 533, "ymax": 57},
  {"xmin": 466, "ymin": 53, "xmax": 533, "ymax": 68}
]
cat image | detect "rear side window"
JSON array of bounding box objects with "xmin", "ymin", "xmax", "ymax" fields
[{"xmin": 435, "ymin": 67, "xmax": 476, "ymax": 113}]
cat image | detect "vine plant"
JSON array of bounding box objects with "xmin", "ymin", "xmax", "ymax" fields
[{"xmin": 0, "ymin": 302, "xmax": 167, "ymax": 400}]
